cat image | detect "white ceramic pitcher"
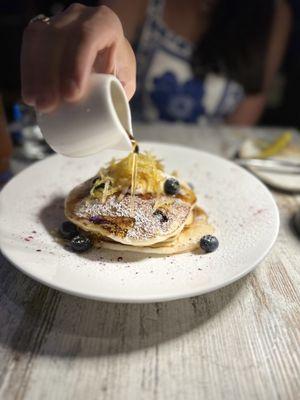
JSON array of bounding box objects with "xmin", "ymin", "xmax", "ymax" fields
[{"xmin": 37, "ymin": 74, "xmax": 133, "ymax": 157}]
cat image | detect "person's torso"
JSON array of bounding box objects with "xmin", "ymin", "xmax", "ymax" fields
[{"xmin": 132, "ymin": 0, "xmax": 245, "ymax": 124}]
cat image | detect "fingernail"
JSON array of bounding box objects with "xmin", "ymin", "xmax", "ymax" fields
[
  {"xmin": 23, "ymin": 92, "xmax": 36, "ymax": 106},
  {"xmin": 62, "ymin": 79, "xmax": 79, "ymax": 100},
  {"xmin": 35, "ymin": 94, "xmax": 58, "ymax": 112},
  {"xmin": 25, "ymin": 98, "xmax": 36, "ymax": 106}
]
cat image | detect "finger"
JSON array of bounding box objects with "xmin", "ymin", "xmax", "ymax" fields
[
  {"xmin": 21, "ymin": 3, "xmax": 87, "ymax": 110},
  {"xmin": 60, "ymin": 5, "xmax": 123, "ymax": 101},
  {"xmin": 93, "ymin": 37, "xmax": 136, "ymax": 99},
  {"xmin": 53, "ymin": 2, "xmax": 87, "ymax": 27},
  {"xmin": 34, "ymin": 28, "xmax": 67, "ymax": 112},
  {"xmin": 115, "ymin": 38, "xmax": 136, "ymax": 99},
  {"xmin": 21, "ymin": 22, "xmax": 48, "ymax": 106},
  {"xmin": 93, "ymin": 40, "xmax": 118, "ymax": 79},
  {"xmin": 117, "ymin": 66, "xmax": 136, "ymax": 100}
]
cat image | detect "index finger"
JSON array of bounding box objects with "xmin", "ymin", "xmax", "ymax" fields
[{"xmin": 60, "ymin": 5, "xmax": 123, "ymax": 101}]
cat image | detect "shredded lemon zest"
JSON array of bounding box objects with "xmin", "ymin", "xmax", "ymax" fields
[{"xmin": 90, "ymin": 152, "xmax": 165, "ymax": 200}]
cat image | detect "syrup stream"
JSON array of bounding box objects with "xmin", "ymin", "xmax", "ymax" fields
[{"xmin": 127, "ymin": 131, "xmax": 139, "ymax": 215}]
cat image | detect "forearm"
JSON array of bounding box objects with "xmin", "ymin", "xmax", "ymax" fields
[
  {"xmin": 226, "ymin": 94, "xmax": 267, "ymax": 126},
  {"xmin": 228, "ymin": 1, "xmax": 291, "ymax": 127},
  {"xmin": 21, "ymin": 4, "xmax": 137, "ymax": 111}
]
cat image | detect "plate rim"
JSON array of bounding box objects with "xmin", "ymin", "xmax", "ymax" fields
[{"xmin": 0, "ymin": 141, "xmax": 280, "ymax": 303}]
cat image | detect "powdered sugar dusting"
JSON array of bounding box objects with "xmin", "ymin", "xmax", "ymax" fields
[{"xmin": 74, "ymin": 194, "xmax": 191, "ymax": 241}]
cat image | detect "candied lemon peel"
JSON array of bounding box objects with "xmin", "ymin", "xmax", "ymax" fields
[
  {"xmin": 91, "ymin": 152, "xmax": 166, "ymax": 202},
  {"xmin": 257, "ymin": 131, "xmax": 292, "ymax": 158}
]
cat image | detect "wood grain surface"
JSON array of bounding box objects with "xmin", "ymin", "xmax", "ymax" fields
[{"xmin": 1, "ymin": 124, "xmax": 299, "ymax": 400}]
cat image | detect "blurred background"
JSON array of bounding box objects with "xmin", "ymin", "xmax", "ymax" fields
[
  {"xmin": 0, "ymin": 0, "xmax": 299, "ymax": 183},
  {"xmin": 1, "ymin": 1, "xmax": 299, "ymax": 125}
]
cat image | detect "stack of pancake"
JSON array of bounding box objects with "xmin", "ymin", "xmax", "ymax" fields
[{"xmin": 65, "ymin": 152, "xmax": 213, "ymax": 254}]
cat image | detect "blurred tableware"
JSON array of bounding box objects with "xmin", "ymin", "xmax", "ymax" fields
[
  {"xmin": 239, "ymin": 132, "xmax": 293, "ymax": 159},
  {"xmin": 9, "ymin": 103, "xmax": 53, "ymax": 161},
  {"xmin": 238, "ymin": 135, "xmax": 300, "ymax": 192},
  {"xmin": 0, "ymin": 95, "xmax": 13, "ymax": 188},
  {"xmin": 37, "ymin": 74, "xmax": 132, "ymax": 157},
  {"xmin": 236, "ymin": 158, "xmax": 300, "ymax": 174}
]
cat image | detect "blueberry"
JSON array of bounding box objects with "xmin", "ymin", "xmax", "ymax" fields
[
  {"xmin": 200, "ymin": 235, "xmax": 219, "ymax": 253},
  {"xmin": 59, "ymin": 221, "xmax": 78, "ymax": 239},
  {"xmin": 153, "ymin": 209, "xmax": 168, "ymax": 223},
  {"xmin": 71, "ymin": 235, "xmax": 92, "ymax": 253},
  {"xmin": 89, "ymin": 215, "xmax": 106, "ymax": 224},
  {"xmin": 164, "ymin": 178, "xmax": 180, "ymax": 195}
]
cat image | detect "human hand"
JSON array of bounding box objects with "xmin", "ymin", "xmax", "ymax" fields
[{"xmin": 21, "ymin": 4, "xmax": 136, "ymax": 112}]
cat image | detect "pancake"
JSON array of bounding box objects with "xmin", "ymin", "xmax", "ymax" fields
[
  {"xmin": 90, "ymin": 206, "xmax": 214, "ymax": 255},
  {"xmin": 64, "ymin": 151, "xmax": 214, "ymax": 255},
  {"xmin": 65, "ymin": 178, "xmax": 196, "ymax": 246}
]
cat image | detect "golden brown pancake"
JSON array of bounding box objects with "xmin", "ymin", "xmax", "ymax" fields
[
  {"xmin": 65, "ymin": 151, "xmax": 213, "ymax": 255},
  {"xmin": 89, "ymin": 206, "xmax": 214, "ymax": 255},
  {"xmin": 65, "ymin": 178, "xmax": 196, "ymax": 246}
]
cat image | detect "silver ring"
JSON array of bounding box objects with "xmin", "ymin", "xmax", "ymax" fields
[{"xmin": 29, "ymin": 14, "xmax": 51, "ymax": 25}]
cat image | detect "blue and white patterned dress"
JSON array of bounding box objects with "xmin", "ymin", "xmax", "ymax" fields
[{"xmin": 132, "ymin": 0, "xmax": 245, "ymax": 124}]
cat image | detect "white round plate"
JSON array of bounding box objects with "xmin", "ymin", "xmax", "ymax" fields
[{"xmin": 0, "ymin": 142, "xmax": 279, "ymax": 303}]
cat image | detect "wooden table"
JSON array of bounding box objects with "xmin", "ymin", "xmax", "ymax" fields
[{"xmin": 1, "ymin": 124, "xmax": 300, "ymax": 400}]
